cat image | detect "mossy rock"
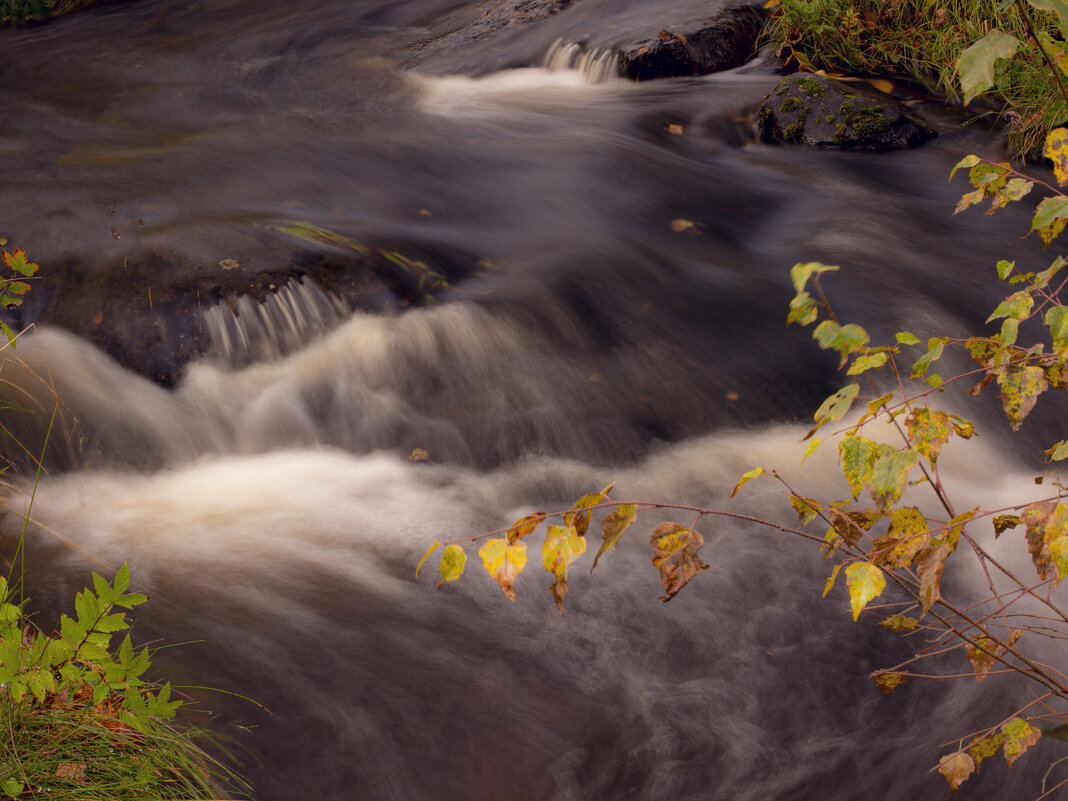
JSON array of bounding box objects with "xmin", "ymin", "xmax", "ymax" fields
[{"xmin": 756, "ymin": 73, "xmax": 935, "ymax": 151}]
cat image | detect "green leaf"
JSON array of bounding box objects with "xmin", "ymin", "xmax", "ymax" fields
[
  {"xmin": 593, "ymin": 503, "xmax": 637, "ymax": 571},
  {"xmin": 986, "ymin": 290, "xmax": 1034, "ymax": 323},
  {"xmin": 1051, "ymin": 536, "xmax": 1068, "ymax": 584},
  {"xmin": 437, "ymin": 545, "xmax": 467, "ymax": 589},
  {"xmin": 1046, "ymin": 306, "xmax": 1068, "ymax": 362},
  {"xmin": 1030, "ymin": 0, "xmax": 1068, "ymax": 36},
  {"xmin": 996, "ymin": 259, "xmax": 1015, "ymax": 280},
  {"xmin": 790, "ymin": 261, "xmax": 839, "ymax": 293},
  {"xmin": 968, "ymin": 733, "xmax": 1004, "ymax": 770},
  {"xmin": 801, "ymin": 437, "xmax": 823, "ymax": 463},
  {"xmin": 415, "ymin": 540, "xmax": 440, "ymax": 578},
  {"xmin": 844, "ymin": 562, "xmax": 885, "ymax": 621},
  {"xmin": 958, "ymin": 29, "xmax": 1021, "ymax": 105},
  {"xmin": 938, "ymin": 751, "xmax": 975, "ymax": 792},
  {"xmin": 905, "ymin": 408, "xmax": 951, "ymax": 463},
  {"xmin": 998, "ymin": 365, "xmax": 1048, "ymax": 431},
  {"xmin": 649, "ymin": 522, "xmax": 709, "ymax": 602},
  {"xmin": 910, "ymin": 338, "xmax": 946, "ymax": 379},
  {"xmin": 1030, "ymin": 196, "xmax": 1068, "ymax": 246},
  {"xmin": 948, "ymin": 154, "xmax": 980, "ymax": 181},
  {"xmin": 478, "ymin": 538, "xmax": 527, "ymax": 601},
  {"xmin": 846, "ymin": 352, "xmax": 887, "ymax": 375},
  {"xmin": 1002, "ymin": 717, "xmax": 1042, "ymax": 767},
  {"xmin": 787, "ymin": 291, "xmax": 819, "ymax": 326},
  {"xmin": 1045, "ymin": 127, "xmax": 1068, "ymax": 186},
  {"xmin": 814, "ymin": 384, "xmax": 860, "ymax": 425},
  {"xmin": 1, "ymin": 778, "xmax": 24, "ymax": 798},
  {"xmin": 895, "ymin": 331, "xmax": 921, "ymax": 345},
  {"xmin": 812, "ymin": 320, "xmax": 870, "ymax": 367},
  {"xmin": 2, "ymin": 248, "xmax": 39, "ymax": 277},
  {"xmin": 885, "ymin": 506, "xmax": 930, "ymax": 568},
  {"xmin": 1046, "ymin": 440, "xmax": 1068, "ymax": 461},
  {"xmin": 542, "ymin": 524, "xmax": 587, "ymax": 612},
  {"xmin": 564, "ymin": 483, "xmax": 614, "ymax": 537},
  {"xmin": 868, "ymin": 446, "xmax": 919, "ymax": 511},
  {"xmin": 730, "ymin": 466, "xmax": 765, "ymax": 498},
  {"xmin": 988, "ymin": 177, "xmax": 1033, "ymax": 213}
]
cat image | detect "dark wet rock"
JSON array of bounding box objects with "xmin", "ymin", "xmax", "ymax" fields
[
  {"xmin": 618, "ymin": 4, "xmax": 765, "ymax": 81},
  {"xmin": 757, "ymin": 73, "xmax": 936, "ymax": 151}
]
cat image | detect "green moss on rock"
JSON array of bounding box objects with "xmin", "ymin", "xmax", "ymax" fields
[
  {"xmin": 779, "ymin": 96, "xmax": 806, "ymax": 113},
  {"xmin": 799, "ymin": 77, "xmax": 825, "ymax": 97}
]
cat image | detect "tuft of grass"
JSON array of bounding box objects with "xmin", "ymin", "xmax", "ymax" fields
[{"xmin": 767, "ymin": 0, "xmax": 1068, "ymax": 156}]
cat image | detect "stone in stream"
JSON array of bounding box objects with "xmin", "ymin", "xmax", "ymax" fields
[
  {"xmin": 757, "ymin": 73, "xmax": 936, "ymax": 151},
  {"xmin": 617, "ymin": 4, "xmax": 766, "ymax": 81}
]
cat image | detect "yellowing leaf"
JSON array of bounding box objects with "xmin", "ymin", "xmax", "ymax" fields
[
  {"xmin": 812, "ymin": 320, "xmax": 870, "ymax": 367},
  {"xmin": 998, "ymin": 365, "xmax": 1048, "ymax": 431},
  {"xmin": 986, "ymin": 290, "xmax": 1034, "ymax": 323},
  {"xmin": 839, "ymin": 435, "xmax": 880, "ymax": 500},
  {"xmin": 542, "ymin": 524, "xmax": 587, "ymax": 612},
  {"xmin": 593, "ymin": 503, "xmax": 637, "ymax": 571},
  {"xmin": 993, "ymin": 514, "xmax": 1022, "ymax": 537},
  {"xmin": 906, "ymin": 408, "xmax": 951, "ymax": 463},
  {"xmin": 507, "ymin": 512, "xmax": 546, "ymax": 544},
  {"xmin": 564, "ymin": 483, "xmax": 615, "ymax": 536},
  {"xmin": 949, "ymin": 154, "xmax": 981, "ymax": 181},
  {"xmin": 938, "ymin": 751, "xmax": 975, "ymax": 792},
  {"xmin": 437, "ymin": 544, "xmax": 467, "ymax": 589},
  {"xmin": 885, "ymin": 506, "xmax": 930, "ymax": 567},
  {"xmin": 790, "ymin": 261, "xmax": 839, "ymax": 293},
  {"xmin": 1030, "ymin": 0, "xmax": 1068, "ymax": 36},
  {"xmin": 911, "ymin": 338, "xmax": 946, "ymax": 378},
  {"xmin": 1030, "ymin": 196, "xmax": 1068, "ymax": 246},
  {"xmin": 670, "ymin": 218, "xmax": 696, "ymax": 233},
  {"xmin": 868, "ymin": 446, "xmax": 919, "ymax": 511},
  {"xmin": 873, "ymin": 671, "xmax": 907, "ymax": 694},
  {"xmin": 968, "ymin": 733, "xmax": 1003, "ymax": 770},
  {"xmin": 966, "ymin": 636, "xmax": 999, "ymax": 681},
  {"xmin": 730, "ymin": 466, "xmax": 765, "ymax": 498},
  {"xmin": 958, "ymin": 29, "xmax": 1020, "ymax": 104},
  {"xmin": 1002, "ymin": 717, "xmax": 1042, "ymax": 766},
  {"xmin": 1046, "ymin": 306, "xmax": 1068, "ymax": 362},
  {"xmin": 916, "ymin": 544, "xmax": 952, "ymax": 614},
  {"xmin": 1050, "ymin": 535, "xmax": 1068, "ymax": 584},
  {"xmin": 478, "ymin": 538, "xmax": 528, "ymax": 601},
  {"xmin": 867, "ymin": 78, "xmax": 894, "ymax": 93},
  {"xmin": 650, "ymin": 523, "xmax": 709, "ymax": 602},
  {"xmin": 415, "ymin": 540, "xmax": 440, "ymax": 578},
  {"xmin": 879, "ymin": 614, "xmax": 918, "ymax": 631},
  {"xmin": 814, "ymin": 384, "xmax": 860, "ymax": 425},
  {"xmin": 988, "ymin": 177, "xmax": 1033, "ymax": 213},
  {"xmin": 802, "ymin": 438, "xmax": 823, "ymax": 463},
  {"xmin": 822, "ymin": 563, "xmax": 842, "ymax": 598},
  {"xmin": 844, "ymin": 562, "xmax": 885, "ymax": 621},
  {"xmin": 847, "ymin": 352, "xmax": 888, "ymax": 375},
  {"xmin": 1045, "ymin": 127, "xmax": 1068, "ymax": 186}
]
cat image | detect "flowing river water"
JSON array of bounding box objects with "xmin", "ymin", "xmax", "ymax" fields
[{"xmin": 0, "ymin": 0, "xmax": 1065, "ymax": 798}]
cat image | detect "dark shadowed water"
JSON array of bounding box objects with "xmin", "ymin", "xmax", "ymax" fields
[{"xmin": 0, "ymin": 0, "xmax": 1065, "ymax": 799}]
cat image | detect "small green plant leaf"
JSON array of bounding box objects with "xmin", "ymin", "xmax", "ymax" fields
[
  {"xmin": 812, "ymin": 320, "xmax": 870, "ymax": 367},
  {"xmin": 2, "ymin": 248, "xmax": 39, "ymax": 277},
  {"xmin": 731, "ymin": 467, "xmax": 765, "ymax": 498},
  {"xmin": 996, "ymin": 259, "xmax": 1015, "ymax": 280},
  {"xmin": 787, "ymin": 291, "xmax": 819, "ymax": 326},
  {"xmin": 593, "ymin": 503, "xmax": 637, "ymax": 570},
  {"xmin": 868, "ymin": 446, "xmax": 919, "ymax": 511},
  {"xmin": 987, "ymin": 290, "xmax": 1034, "ymax": 323},
  {"xmin": 1045, "ymin": 127, "xmax": 1068, "ymax": 186},
  {"xmin": 1030, "ymin": 196, "xmax": 1068, "ymax": 246},
  {"xmin": 905, "ymin": 408, "xmax": 951, "ymax": 463},
  {"xmin": 844, "ymin": 562, "xmax": 885, "ymax": 621},
  {"xmin": 958, "ymin": 29, "xmax": 1020, "ymax": 105},
  {"xmin": 650, "ymin": 523, "xmax": 709, "ymax": 602},
  {"xmin": 790, "ymin": 261, "xmax": 839, "ymax": 293},
  {"xmin": 437, "ymin": 545, "xmax": 467, "ymax": 589},
  {"xmin": 895, "ymin": 331, "xmax": 921, "ymax": 346},
  {"xmin": 814, "ymin": 384, "xmax": 860, "ymax": 425},
  {"xmin": 478, "ymin": 538, "xmax": 527, "ymax": 601},
  {"xmin": 1002, "ymin": 717, "xmax": 1042, "ymax": 766},
  {"xmin": 840, "ymin": 435, "xmax": 880, "ymax": 500},
  {"xmin": 998, "ymin": 365, "xmax": 1048, "ymax": 431},
  {"xmin": 1, "ymin": 779, "xmax": 23, "ymax": 799},
  {"xmin": 846, "ymin": 352, "xmax": 887, "ymax": 375},
  {"xmin": 1046, "ymin": 307, "xmax": 1068, "ymax": 362},
  {"xmin": 949, "ymin": 154, "xmax": 980, "ymax": 181},
  {"xmin": 911, "ymin": 338, "xmax": 946, "ymax": 379},
  {"xmin": 938, "ymin": 751, "xmax": 975, "ymax": 792},
  {"xmin": 543, "ymin": 524, "xmax": 587, "ymax": 612}
]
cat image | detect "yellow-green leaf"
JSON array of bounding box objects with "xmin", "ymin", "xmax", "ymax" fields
[
  {"xmin": 916, "ymin": 544, "xmax": 952, "ymax": 614},
  {"xmin": 1051, "ymin": 535, "xmax": 1068, "ymax": 584},
  {"xmin": 437, "ymin": 545, "xmax": 467, "ymax": 589},
  {"xmin": 1031, "ymin": 0, "xmax": 1068, "ymax": 36},
  {"xmin": 873, "ymin": 672, "xmax": 907, "ymax": 695},
  {"xmin": 731, "ymin": 466, "xmax": 766, "ymax": 498},
  {"xmin": 593, "ymin": 502, "xmax": 637, "ymax": 570},
  {"xmin": 949, "ymin": 154, "xmax": 980, "ymax": 181},
  {"xmin": 938, "ymin": 751, "xmax": 975, "ymax": 792},
  {"xmin": 844, "ymin": 562, "xmax": 885, "ymax": 621},
  {"xmin": 949, "ymin": 414, "xmax": 975, "ymax": 439},
  {"xmin": 415, "ymin": 540, "xmax": 440, "ymax": 578},
  {"xmin": 802, "ymin": 438, "xmax": 823, "ymax": 463},
  {"xmin": 1044, "ymin": 127, "xmax": 1068, "ymax": 186},
  {"xmin": 814, "ymin": 384, "xmax": 860, "ymax": 424},
  {"xmin": 507, "ymin": 512, "xmax": 546, "ymax": 544},
  {"xmin": 958, "ymin": 29, "xmax": 1020, "ymax": 104},
  {"xmin": 911, "ymin": 338, "xmax": 946, "ymax": 379},
  {"xmin": 1046, "ymin": 306, "xmax": 1068, "ymax": 362},
  {"xmin": 905, "ymin": 408, "xmax": 951, "ymax": 463},
  {"xmin": 998, "ymin": 365, "xmax": 1048, "ymax": 431},
  {"xmin": 822, "ymin": 563, "xmax": 842, "ymax": 598},
  {"xmin": 1002, "ymin": 717, "xmax": 1042, "ymax": 767},
  {"xmin": 650, "ymin": 523, "xmax": 709, "ymax": 602},
  {"xmin": 564, "ymin": 483, "xmax": 615, "ymax": 536},
  {"xmin": 478, "ymin": 538, "xmax": 528, "ymax": 601},
  {"xmin": 993, "ymin": 514, "xmax": 1022, "ymax": 537},
  {"xmin": 868, "ymin": 446, "xmax": 919, "ymax": 511},
  {"xmin": 996, "ymin": 259, "xmax": 1016, "ymax": 280},
  {"xmin": 840, "ymin": 435, "xmax": 880, "ymax": 500},
  {"xmin": 885, "ymin": 506, "xmax": 930, "ymax": 568},
  {"xmin": 986, "ymin": 290, "xmax": 1034, "ymax": 323},
  {"xmin": 790, "ymin": 261, "xmax": 839, "ymax": 293},
  {"xmin": 879, "ymin": 614, "xmax": 918, "ymax": 632},
  {"xmin": 542, "ymin": 524, "xmax": 587, "ymax": 613},
  {"xmin": 968, "ymin": 733, "xmax": 1004, "ymax": 770},
  {"xmin": 813, "ymin": 320, "xmax": 870, "ymax": 367},
  {"xmin": 1030, "ymin": 196, "xmax": 1068, "ymax": 246},
  {"xmin": 966, "ymin": 636, "xmax": 999, "ymax": 681},
  {"xmin": 846, "ymin": 352, "xmax": 888, "ymax": 375}
]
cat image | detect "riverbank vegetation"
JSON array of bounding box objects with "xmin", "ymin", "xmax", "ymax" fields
[
  {"xmin": 766, "ymin": 0, "xmax": 1068, "ymax": 156},
  {"xmin": 1, "ymin": 0, "xmax": 103, "ymax": 26}
]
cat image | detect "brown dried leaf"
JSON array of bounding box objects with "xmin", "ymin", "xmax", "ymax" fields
[{"xmin": 650, "ymin": 523, "xmax": 709, "ymax": 602}]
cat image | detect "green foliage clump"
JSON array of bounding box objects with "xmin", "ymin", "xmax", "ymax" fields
[
  {"xmin": 0, "ymin": 566, "xmax": 246, "ymax": 799},
  {"xmin": 767, "ymin": 0, "xmax": 1067, "ymax": 155},
  {"xmin": 0, "ymin": 0, "xmax": 103, "ymax": 25}
]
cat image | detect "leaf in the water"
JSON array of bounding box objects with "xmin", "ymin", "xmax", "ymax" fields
[
  {"xmin": 1002, "ymin": 717, "xmax": 1042, "ymax": 766},
  {"xmin": 542, "ymin": 524, "xmax": 587, "ymax": 612},
  {"xmin": 650, "ymin": 523, "xmax": 709, "ymax": 602},
  {"xmin": 958, "ymin": 29, "xmax": 1020, "ymax": 104},
  {"xmin": 938, "ymin": 751, "xmax": 975, "ymax": 792},
  {"xmin": 997, "ymin": 365, "xmax": 1048, "ymax": 431},
  {"xmin": 844, "ymin": 562, "xmax": 885, "ymax": 621},
  {"xmin": 478, "ymin": 538, "xmax": 528, "ymax": 601},
  {"xmin": 593, "ymin": 503, "xmax": 637, "ymax": 571},
  {"xmin": 437, "ymin": 545, "xmax": 467, "ymax": 589}
]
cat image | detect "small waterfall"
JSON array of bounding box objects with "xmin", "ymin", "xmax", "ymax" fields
[
  {"xmin": 203, "ymin": 276, "xmax": 347, "ymax": 367},
  {"xmin": 542, "ymin": 38, "xmax": 618, "ymax": 84}
]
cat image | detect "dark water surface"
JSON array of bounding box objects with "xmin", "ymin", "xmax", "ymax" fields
[{"xmin": 0, "ymin": 1, "xmax": 1065, "ymax": 799}]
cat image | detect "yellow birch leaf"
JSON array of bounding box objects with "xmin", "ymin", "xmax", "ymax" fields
[
  {"xmin": 730, "ymin": 466, "xmax": 765, "ymax": 498},
  {"xmin": 822, "ymin": 563, "xmax": 842, "ymax": 598},
  {"xmin": 415, "ymin": 540, "xmax": 440, "ymax": 578},
  {"xmin": 564, "ymin": 483, "xmax": 615, "ymax": 536},
  {"xmin": 873, "ymin": 672, "xmax": 907, "ymax": 694},
  {"xmin": 967, "ymin": 733, "xmax": 1003, "ymax": 770},
  {"xmin": 478, "ymin": 538, "xmax": 528, "ymax": 601},
  {"xmin": 885, "ymin": 506, "xmax": 930, "ymax": 567},
  {"xmin": 966, "ymin": 636, "xmax": 998, "ymax": 681},
  {"xmin": 844, "ymin": 562, "xmax": 885, "ymax": 621},
  {"xmin": 938, "ymin": 751, "xmax": 975, "ymax": 792},
  {"xmin": 916, "ymin": 544, "xmax": 952, "ymax": 614},
  {"xmin": 437, "ymin": 545, "xmax": 467, "ymax": 589},
  {"xmin": 507, "ymin": 512, "xmax": 546, "ymax": 544},
  {"xmin": 593, "ymin": 503, "xmax": 637, "ymax": 571},
  {"xmin": 650, "ymin": 523, "xmax": 709, "ymax": 602},
  {"xmin": 1002, "ymin": 717, "xmax": 1042, "ymax": 766},
  {"xmin": 542, "ymin": 524, "xmax": 587, "ymax": 613},
  {"xmin": 1050, "ymin": 535, "xmax": 1068, "ymax": 583},
  {"xmin": 1045, "ymin": 127, "xmax": 1068, "ymax": 186}
]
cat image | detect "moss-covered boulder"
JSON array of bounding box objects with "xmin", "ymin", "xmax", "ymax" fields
[{"xmin": 757, "ymin": 73, "xmax": 935, "ymax": 151}]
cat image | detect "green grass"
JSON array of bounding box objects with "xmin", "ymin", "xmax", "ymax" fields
[
  {"xmin": 1, "ymin": 0, "xmax": 104, "ymax": 26},
  {"xmin": 767, "ymin": 0, "xmax": 1068, "ymax": 156}
]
